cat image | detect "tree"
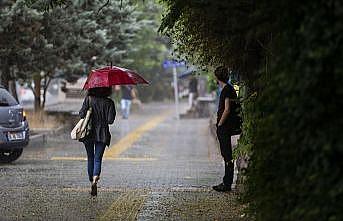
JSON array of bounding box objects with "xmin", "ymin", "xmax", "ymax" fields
[
  {"xmin": 0, "ymin": 0, "xmax": 142, "ymax": 111},
  {"xmin": 123, "ymin": 0, "xmax": 171, "ymax": 102},
  {"xmin": 158, "ymin": 0, "xmax": 273, "ymax": 87},
  {"xmin": 0, "ymin": 0, "xmax": 45, "ymax": 102}
]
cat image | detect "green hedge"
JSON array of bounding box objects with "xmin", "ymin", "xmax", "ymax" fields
[
  {"xmin": 158, "ymin": 0, "xmax": 343, "ymax": 219},
  {"xmin": 243, "ymin": 1, "xmax": 343, "ymax": 220}
]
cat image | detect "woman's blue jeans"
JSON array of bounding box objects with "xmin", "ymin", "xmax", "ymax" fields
[{"xmin": 84, "ymin": 141, "xmax": 106, "ymax": 182}]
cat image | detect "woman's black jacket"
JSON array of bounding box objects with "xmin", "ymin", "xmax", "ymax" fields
[{"xmin": 79, "ymin": 95, "xmax": 116, "ymax": 146}]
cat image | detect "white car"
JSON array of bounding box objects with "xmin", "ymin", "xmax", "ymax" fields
[{"xmin": 18, "ymin": 87, "xmax": 35, "ymax": 105}]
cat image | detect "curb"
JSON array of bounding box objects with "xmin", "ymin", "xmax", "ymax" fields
[
  {"xmin": 28, "ymin": 125, "xmax": 67, "ymax": 147},
  {"xmin": 28, "ymin": 133, "xmax": 47, "ymax": 147}
]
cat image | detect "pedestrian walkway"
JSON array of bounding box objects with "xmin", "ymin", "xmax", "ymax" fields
[{"xmin": 0, "ymin": 102, "xmax": 247, "ymax": 220}]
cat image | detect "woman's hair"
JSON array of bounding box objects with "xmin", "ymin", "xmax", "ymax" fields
[
  {"xmin": 214, "ymin": 66, "xmax": 229, "ymax": 83},
  {"xmin": 87, "ymin": 87, "xmax": 112, "ymax": 97}
]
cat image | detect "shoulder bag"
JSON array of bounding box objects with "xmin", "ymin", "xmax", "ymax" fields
[{"xmin": 71, "ymin": 96, "xmax": 92, "ymax": 140}]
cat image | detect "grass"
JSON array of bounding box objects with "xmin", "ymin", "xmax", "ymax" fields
[{"xmin": 25, "ymin": 111, "xmax": 59, "ymax": 129}]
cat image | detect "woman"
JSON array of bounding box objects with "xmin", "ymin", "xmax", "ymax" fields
[{"xmin": 79, "ymin": 87, "xmax": 116, "ymax": 196}]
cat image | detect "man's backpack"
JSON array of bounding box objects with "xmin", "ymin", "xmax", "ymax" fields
[
  {"xmin": 228, "ymin": 84, "xmax": 242, "ymax": 135},
  {"xmin": 229, "ymin": 105, "xmax": 242, "ymax": 135}
]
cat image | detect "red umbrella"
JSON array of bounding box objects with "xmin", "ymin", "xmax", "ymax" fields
[{"xmin": 83, "ymin": 66, "xmax": 149, "ymax": 90}]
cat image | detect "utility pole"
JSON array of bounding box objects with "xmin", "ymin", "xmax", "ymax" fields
[
  {"xmin": 172, "ymin": 66, "xmax": 180, "ymax": 120},
  {"xmin": 163, "ymin": 59, "xmax": 184, "ymax": 120}
]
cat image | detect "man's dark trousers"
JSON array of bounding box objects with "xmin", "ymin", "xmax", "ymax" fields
[{"xmin": 216, "ymin": 126, "xmax": 234, "ymax": 187}]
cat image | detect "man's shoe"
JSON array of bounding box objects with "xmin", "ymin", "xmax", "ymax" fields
[{"xmin": 212, "ymin": 183, "xmax": 232, "ymax": 192}]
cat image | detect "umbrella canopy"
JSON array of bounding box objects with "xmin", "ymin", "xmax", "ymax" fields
[{"xmin": 83, "ymin": 66, "xmax": 149, "ymax": 90}]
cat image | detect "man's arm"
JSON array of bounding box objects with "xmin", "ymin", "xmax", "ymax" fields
[{"xmin": 218, "ymin": 98, "xmax": 230, "ymax": 126}]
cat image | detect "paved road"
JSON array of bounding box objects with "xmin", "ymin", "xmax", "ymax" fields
[{"xmin": 0, "ymin": 102, "xmax": 246, "ymax": 221}]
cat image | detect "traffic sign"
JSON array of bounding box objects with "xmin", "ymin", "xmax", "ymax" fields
[{"xmin": 162, "ymin": 60, "xmax": 186, "ymax": 69}]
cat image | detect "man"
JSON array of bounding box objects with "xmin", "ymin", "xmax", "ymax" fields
[
  {"xmin": 188, "ymin": 76, "xmax": 198, "ymax": 110},
  {"xmin": 120, "ymin": 85, "xmax": 134, "ymax": 119},
  {"xmin": 213, "ymin": 66, "xmax": 239, "ymax": 192}
]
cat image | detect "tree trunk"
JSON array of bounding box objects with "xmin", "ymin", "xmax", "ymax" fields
[
  {"xmin": 8, "ymin": 80, "xmax": 18, "ymax": 102},
  {"xmin": 0, "ymin": 67, "xmax": 10, "ymax": 90},
  {"xmin": 33, "ymin": 74, "xmax": 42, "ymax": 112},
  {"xmin": 41, "ymin": 75, "xmax": 52, "ymax": 110},
  {"xmin": 9, "ymin": 68, "xmax": 19, "ymax": 101}
]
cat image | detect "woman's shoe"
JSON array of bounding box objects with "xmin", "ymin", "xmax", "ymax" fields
[
  {"xmin": 90, "ymin": 176, "xmax": 100, "ymax": 196},
  {"xmin": 93, "ymin": 176, "xmax": 100, "ymax": 183},
  {"xmin": 91, "ymin": 182, "xmax": 97, "ymax": 196}
]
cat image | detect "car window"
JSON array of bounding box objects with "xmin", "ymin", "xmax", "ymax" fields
[{"xmin": 0, "ymin": 88, "xmax": 18, "ymax": 106}]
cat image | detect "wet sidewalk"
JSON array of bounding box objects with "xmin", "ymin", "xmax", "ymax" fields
[{"xmin": 0, "ymin": 102, "xmax": 246, "ymax": 220}]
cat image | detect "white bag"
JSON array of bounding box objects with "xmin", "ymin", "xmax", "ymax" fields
[{"xmin": 71, "ymin": 98, "xmax": 92, "ymax": 140}]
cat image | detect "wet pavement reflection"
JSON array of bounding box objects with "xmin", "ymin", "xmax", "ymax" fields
[{"xmin": 0, "ymin": 102, "xmax": 246, "ymax": 220}]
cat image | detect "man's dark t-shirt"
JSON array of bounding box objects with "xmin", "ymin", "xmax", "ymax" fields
[
  {"xmin": 217, "ymin": 84, "xmax": 239, "ymax": 129},
  {"xmin": 189, "ymin": 78, "xmax": 198, "ymax": 93},
  {"xmin": 121, "ymin": 86, "xmax": 133, "ymax": 100}
]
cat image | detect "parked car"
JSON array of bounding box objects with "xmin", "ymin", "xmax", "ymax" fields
[{"xmin": 0, "ymin": 85, "xmax": 29, "ymax": 163}]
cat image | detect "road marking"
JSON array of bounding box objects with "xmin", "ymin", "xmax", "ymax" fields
[
  {"xmin": 97, "ymin": 113, "xmax": 169, "ymax": 220},
  {"xmin": 4, "ymin": 186, "xmax": 211, "ymax": 193},
  {"xmin": 104, "ymin": 111, "xmax": 170, "ymax": 159},
  {"xmin": 50, "ymin": 111, "xmax": 169, "ymax": 161},
  {"xmin": 51, "ymin": 157, "xmax": 87, "ymax": 161},
  {"xmin": 63, "ymin": 187, "xmax": 129, "ymax": 192},
  {"xmin": 50, "ymin": 157, "xmax": 157, "ymax": 161},
  {"xmin": 107, "ymin": 157, "xmax": 157, "ymax": 161},
  {"xmin": 99, "ymin": 190, "xmax": 148, "ymax": 221}
]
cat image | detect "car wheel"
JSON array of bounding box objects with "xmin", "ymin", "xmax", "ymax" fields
[{"xmin": 0, "ymin": 149, "xmax": 23, "ymax": 163}]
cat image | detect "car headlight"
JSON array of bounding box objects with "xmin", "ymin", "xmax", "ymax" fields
[{"xmin": 23, "ymin": 111, "xmax": 27, "ymax": 121}]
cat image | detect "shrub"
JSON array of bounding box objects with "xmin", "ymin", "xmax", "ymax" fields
[{"xmin": 243, "ymin": 1, "xmax": 343, "ymax": 220}]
